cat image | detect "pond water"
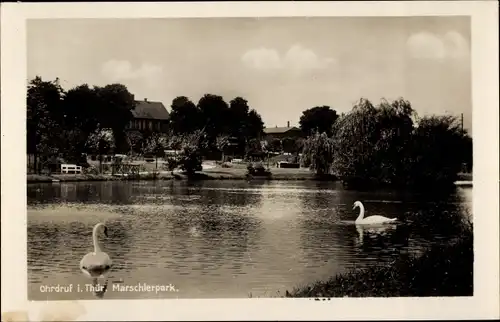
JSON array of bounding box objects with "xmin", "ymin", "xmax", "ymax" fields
[{"xmin": 27, "ymin": 180, "xmax": 472, "ymax": 300}]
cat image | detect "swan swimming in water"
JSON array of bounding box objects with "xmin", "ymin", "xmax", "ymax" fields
[
  {"xmin": 80, "ymin": 223, "xmax": 112, "ymax": 289},
  {"xmin": 353, "ymin": 201, "xmax": 397, "ymax": 224}
]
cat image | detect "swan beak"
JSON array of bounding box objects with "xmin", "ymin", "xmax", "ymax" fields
[{"xmin": 104, "ymin": 227, "xmax": 108, "ymax": 237}]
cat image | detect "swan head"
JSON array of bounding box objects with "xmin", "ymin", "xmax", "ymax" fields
[
  {"xmin": 353, "ymin": 201, "xmax": 363, "ymax": 210},
  {"xmin": 94, "ymin": 223, "xmax": 109, "ymax": 237}
]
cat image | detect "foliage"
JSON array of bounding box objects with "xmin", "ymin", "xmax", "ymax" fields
[
  {"xmin": 266, "ymin": 138, "xmax": 282, "ymax": 152},
  {"xmin": 142, "ymin": 132, "xmax": 167, "ymax": 158},
  {"xmin": 407, "ymin": 115, "xmax": 471, "ymax": 187},
  {"xmin": 245, "ymin": 138, "xmax": 265, "ymax": 159},
  {"xmin": 168, "ymin": 95, "xmax": 264, "ymax": 156},
  {"xmin": 27, "ymin": 77, "xmax": 65, "ymax": 161},
  {"xmin": 282, "ymin": 137, "xmax": 301, "ymax": 154},
  {"xmin": 247, "ymin": 162, "xmax": 271, "ymax": 177},
  {"xmin": 330, "ymin": 97, "xmax": 471, "ymax": 188},
  {"xmin": 197, "ymin": 94, "xmax": 230, "ymax": 145},
  {"xmin": 301, "ymin": 132, "xmax": 335, "ymax": 176},
  {"xmin": 125, "ymin": 130, "xmax": 144, "ymax": 155},
  {"xmin": 331, "ymin": 98, "xmax": 414, "ymax": 184},
  {"xmin": 169, "ymin": 96, "xmax": 203, "ymax": 134},
  {"xmin": 177, "ymin": 129, "xmax": 208, "ymax": 175},
  {"xmin": 85, "ymin": 128, "xmax": 116, "ymax": 158},
  {"xmin": 27, "ymin": 77, "xmax": 136, "ymax": 172},
  {"xmin": 299, "ymin": 105, "xmax": 339, "ymax": 136},
  {"xmin": 285, "ymin": 224, "xmax": 472, "ymax": 297}
]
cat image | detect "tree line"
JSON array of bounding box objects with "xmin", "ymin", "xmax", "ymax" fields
[
  {"xmin": 28, "ymin": 76, "xmax": 472, "ymax": 188},
  {"xmin": 300, "ymin": 98, "xmax": 473, "ymax": 189},
  {"xmin": 27, "ymin": 76, "xmax": 265, "ymax": 173}
]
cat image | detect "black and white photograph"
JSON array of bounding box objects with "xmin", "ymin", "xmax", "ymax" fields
[{"xmin": 1, "ymin": 1, "xmax": 498, "ymax": 321}]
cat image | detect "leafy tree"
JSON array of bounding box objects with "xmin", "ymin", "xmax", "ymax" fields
[
  {"xmin": 94, "ymin": 84, "xmax": 136, "ymax": 153},
  {"xmin": 62, "ymin": 84, "xmax": 100, "ymax": 134},
  {"xmin": 331, "ymin": 97, "xmax": 469, "ymax": 188},
  {"xmin": 246, "ymin": 109, "xmax": 265, "ymax": 139},
  {"xmin": 27, "ymin": 76, "xmax": 65, "ymax": 173},
  {"xmin": 299, "ymin": 105, "xmax": 339, "ymax": 136},
  {"xmin": 169, "ymin": 96, "xmax": 202, "ymax": 134},
  {"xmin": 407, "ymin": 115, "xmax": 471, "ymax": 187},
  {"xmin": 267, "ymin": 138, "xmax": 282, "ymax": 152},
  {"xmin": 177, "ymin": 129, "xmax": 208, "ymax": 175},
  {"xmin": 143, "ymin": 133, "xmax": 168, "ymax": 169},
  {"xmin": 86, "ymin": 129, "xmax": 115, "ymax": 173},
  {"xmin": 301, "ymin": 132, "xmax": 335, "ymax": 176},
  {"xmin": 215, "ymin": 134, "xmax": 230, "ymax": 162},
  {"xmin": 282, "ymin": 137, "xmax": 301, "ymax": 154},
  {"xmin": 332, "ymin": 98, "xmax": 415, "ymax": 183},
  {"xmin": 245, "ymin": 138, "xmax": 264, "ymax": 155},
  {"xmin": 126, "ymin": 130, "xmax": 144, "ymax": 155},
  {"xmin": 228, "ymin": 97, "xmax": 250, "ymax": 135},
  {"xmin": 60, "ymin": 84, "xmax": 102, "ymax": 161},
  {"xmin": 197, "ymin": 94, "xmax": 230, "ymax": 147}
]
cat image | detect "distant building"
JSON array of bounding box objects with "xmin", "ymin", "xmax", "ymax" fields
[
  {"xmin": 263, "ymin": 121, "xmax": 303, "ymax": 140},
  {"xmin": 126, "ymin": 98, "xmax": 170, "ymax": 132}
]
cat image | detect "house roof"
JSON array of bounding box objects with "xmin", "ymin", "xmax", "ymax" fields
[
  {"xmin": 132, "ymin": 100, "xmax": 170, "ymax": 120},
  {"xmin": 264, "ymin": 126, "xmax": 301, "ymax": 134}
]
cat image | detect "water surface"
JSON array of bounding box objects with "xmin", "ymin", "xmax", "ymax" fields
[{"xmin": 27, "ymin": 180, "xmax": 472, "ymax": 300}]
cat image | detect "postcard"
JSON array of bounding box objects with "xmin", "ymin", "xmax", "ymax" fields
[{"xmin": 1, "ymin": 1, "xmax": 498, "ymax": 321}]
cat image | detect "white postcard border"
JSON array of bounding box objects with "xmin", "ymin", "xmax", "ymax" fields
[{"xmin": 1, "ymin": 1, "xmax": 498, "ymax": 321}]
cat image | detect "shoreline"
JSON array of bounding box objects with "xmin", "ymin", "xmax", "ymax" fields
[
  {"xmin": 283, "ymin": 223, "xmax": 473, "ymax": 298},
  {"xmin": 26, "ymin": 170, "xmax": 473, "ymax": 185}
]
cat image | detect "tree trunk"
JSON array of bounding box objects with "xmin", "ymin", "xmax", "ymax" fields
[{"xmin": 34, "ymin": 152, "xmax": 38, "ymax": 174}]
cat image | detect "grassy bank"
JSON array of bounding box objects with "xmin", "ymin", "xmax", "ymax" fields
[
  {"xmin": 284, "ymin": 223, "xmax": 473, "ymax": 298},
  {"xmin": 27, "ymin": 167, "xmax": 472, "ymax": 184},
  {"xmin": 27, "ymin": 167, "xmax": 321, "ymax": 183}
]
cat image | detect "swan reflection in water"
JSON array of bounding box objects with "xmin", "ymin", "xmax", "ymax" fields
[{"xmin": 355, "ymin": 223, "xmax": 397, "ymax": 246}]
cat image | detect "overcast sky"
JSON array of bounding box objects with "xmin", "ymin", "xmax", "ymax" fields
[{"xmin": 27, "ymin": 17, "xmax": 472, "ymax": 131}]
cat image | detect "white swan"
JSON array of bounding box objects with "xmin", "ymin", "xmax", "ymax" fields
[
  {"xmin": 353, "ymin": 201, "xmax": 397, "ymax": 224},
  {"xmin": 80, "ymin": 223, "xmax": 112, "ymax": 282}
]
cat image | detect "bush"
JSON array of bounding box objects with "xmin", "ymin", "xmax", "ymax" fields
[
  {"xmin": 247, "ymin": 162, "xmax": 271, "ymax": 177},
  {"xmin": 84, "ymin": 165, "xmax": 100, "ymax": 175},
  {"xmin": 221, "ymin": 162, "xmax": 233, "ymax": 168},
  {"xmin": 163, "ymin": 157, "xmax": 178, "ymax": 172}
]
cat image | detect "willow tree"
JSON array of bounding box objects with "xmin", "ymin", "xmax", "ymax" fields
[
  {"xmin": 331, "ymin": 98, "xmax": 415, "ymax": 185},
  {"xmin": 301, "ymin": 131, "xmax": 335, "ymax": 176}
]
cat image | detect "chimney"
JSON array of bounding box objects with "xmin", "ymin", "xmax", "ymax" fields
[
  {"xmin": 287, "ymin": 121, "xmax": 290, "ymax": 127},
  {"xmin": 144, "ymin": 98, "xmax": 148, "ymax": 102}
]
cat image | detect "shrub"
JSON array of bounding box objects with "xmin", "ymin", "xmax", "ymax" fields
[
  {"xmin": 247, "ymin": 162, "xmax": 271, "ymax": 177},
  {"xmin": 84, "ymin": 165, "xmax": 100, "ymax": 175}
]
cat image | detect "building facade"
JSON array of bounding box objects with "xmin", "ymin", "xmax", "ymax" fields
[
  {"xmin": 263, "ymin": 121, "xmax": 303, "ymax": 141},
  {"xmin": 126, "ymin": 98, "xmax": 170, "ymax": 132}
]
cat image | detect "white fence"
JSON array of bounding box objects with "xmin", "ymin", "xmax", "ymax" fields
[{"xmin": 61, "ymin": 164, "xmax": 82, "ymax": 174}]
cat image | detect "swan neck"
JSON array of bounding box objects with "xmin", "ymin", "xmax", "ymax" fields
[
  {"xmin": 355, "ymin": 204, "xmax": 365, "ymax": 222},
  {"xmin": 92, "ymin": 226, "xmax": 102, "ymax": 253}
]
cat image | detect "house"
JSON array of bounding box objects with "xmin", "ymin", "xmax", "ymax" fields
[
  {"xmin": 263, "ymin": 121, "xmax": 303, "ymax": 140},
  {"xmin": 126, "ymin": 98, "xmax": 170, "ymax": 132}
]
